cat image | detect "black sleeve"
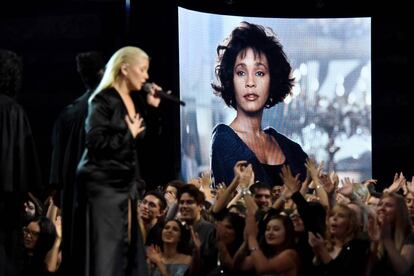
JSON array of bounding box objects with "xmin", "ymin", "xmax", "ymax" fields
[{"xmin": 85, "ymin": 93, "xmax": 133, "ymax": 154}]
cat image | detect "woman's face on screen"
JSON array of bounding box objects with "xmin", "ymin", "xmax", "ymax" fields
[{"xmin": 233, "ymin": 47, "xmax": 270, "ymax": 114}]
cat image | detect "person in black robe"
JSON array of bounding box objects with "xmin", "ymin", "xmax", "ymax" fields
[
  {"xmin": 75, "ymin": 46, "xmax": 162, "ymax": 276},
  {"xmin": 48, "ymin": 51, "xmax": 105, "ymax": 275},
  {"xmin": 0, "ymin": 49, "xmax": 42, "ymax": 276}
]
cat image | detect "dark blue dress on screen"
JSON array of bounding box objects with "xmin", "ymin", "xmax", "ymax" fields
[
  {"xmin": 75, "ymin": 88, "xmax": 147, "ymax": 276},
  {"xmin": 211, "ymin": 124, "xmax": 308, "ymax": 187}
]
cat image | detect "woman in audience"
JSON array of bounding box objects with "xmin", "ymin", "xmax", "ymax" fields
[
  {"xmin": 147, "ymin": 219, "xmax": 199, "ymax": 276},
  {"xmin": 308, "ymin": 203, "xmax": 370, "ymax": 276},
  {"xmin": 21, "ymin": 216, "xmax": 57, "ymax": 276},
  {"xmin": 209, "ymin": 212, "xmax": 245, "ymax": 275},
  {"xmin": 234, "ymin": 212, "xmax": 300, "ymax": 275},
  {"xmin": 368, "ymin": 192, "xmax": 414, "ymax": 275}
]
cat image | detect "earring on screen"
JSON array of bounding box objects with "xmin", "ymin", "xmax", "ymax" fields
[{"xmin": 265, "ymin": 97, "xmax": 273, "ymax": 108}]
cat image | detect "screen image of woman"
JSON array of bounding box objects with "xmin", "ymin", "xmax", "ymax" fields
[{"xmin": 210, "ymin": 21, "xmax": 308, "ymax": 187}]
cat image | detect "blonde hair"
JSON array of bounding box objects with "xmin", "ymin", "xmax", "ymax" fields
[
  {"xmin": 325, "ymin": 204, "xmax": 360, "ymax": 252},
  {"xmin": 89, "ymin": 46, "xmax": 148, "ymax": 102}
]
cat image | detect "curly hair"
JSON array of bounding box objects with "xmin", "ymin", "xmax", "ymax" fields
[
  {"xmin": 211, "ymin": 21, "xmax": 294, "ymax": 109},
  {"xmin": 0, "ymin": 49, "xmax": 23, "ymax": 97}
]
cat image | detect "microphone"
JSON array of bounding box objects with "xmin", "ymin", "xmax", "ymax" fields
[{"xmin": 143, "ymin": 82, "xmax": 186, "ymax": 106}]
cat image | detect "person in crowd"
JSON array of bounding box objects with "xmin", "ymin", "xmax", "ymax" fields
[
  {"xmin": 147, "ymin": 219, "xmax": 198, "ymax": 276},
  {"xmin": 368, "ymin": 192, "xmax": 414, "ymax": 275},
  {"xmin": 249, "ymin": 182, "xmax": 273, "ymax": 212},
  {"xmin": 0, "ymin": 49, "xmax": 43, "ymax": 276},
  {"xmin": 23, "ymin": 192, "xmax": 45, "ymax": 224},
  {"xmin": 209, "ymin": 212, "xmax": 245, "ymax": 275},
  {"xmin": 177, "ymin": 184, "xmax": 217, "ymax": 275},
  {"xmin": 138, "ymin": 190, "xmax": 167, "ymax": 247},
  {"xmin": 163, "ymin": 180, "xmax": 185, "ymax": 221},
  {"xmin": 75, "ymin": 46, "xmax": 162, "ymax": 276},
  {"xmin": 308, "ymin": 204, "xmax": 370, "ymax": 276},
  {"xmin": 234, "ymin": 212, "xmax": 300, "ymax": 275},
  {"xmin": 210, "ymin": 21, "xmax": 308, "ymax": 187},
  {"xmin": 21, "ymin": 216, "xmax": 58, "ymax": 276},
  {"xmin": 404, "ymin": 177, "xmax": 414, "ymax": 225},
  {"xmin": 280, "ymin": 164, "xmax": 326, "ymax": 276},
  {"xmin": 49, "ymin": 52, "xmax": 105, "ymax": 273}
]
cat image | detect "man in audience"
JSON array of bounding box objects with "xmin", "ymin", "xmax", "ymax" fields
[
  {"xmin": 138, "ymin": 190, "xmax": 167, "ymax": 247},
  {"xmin": 177, "ymin": 184, "xmax": 217, "ymax": 276},
  {"xmin": 249, "ymin": 182, "xmax": 273, "ymax": 211}
]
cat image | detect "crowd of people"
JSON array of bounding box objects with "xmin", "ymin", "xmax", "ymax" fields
[{"xmin": 7, "ymin": 157, "xmax": 414, "ymax": 276}]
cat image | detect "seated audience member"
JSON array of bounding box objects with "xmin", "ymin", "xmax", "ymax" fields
[
  {"xmin": 177, "ymin": 184, "xmax": 217, "ymax": 276},
  {"xmin": 234, "ymin": 212, "xmax": 300, "ymax": 275},
  {"xmin": 147, "ymin": 219, "xmax": 198, "ymax": 276},
  {"xmin": 138, "ymin": 191, "xmax": 167, "ymax": 248}
]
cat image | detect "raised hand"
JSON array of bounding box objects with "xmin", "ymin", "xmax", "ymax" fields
[
  {"xmin": 239, "ymin": 164, "xmax": 253, "ymax": 189},
  {"xmin": 383, "ymin": 172, "xmax": 406, "ymax": 194},
  {"xmin": 320, "ymin": 174, "xmax": 334, "ymax": 194},
  {"xmin": 280, "ymin": 165, "xmax": 301, "ymax": 198},
  {"xmin": 407, "ymin": 176, "xmax": 414, "ymax": 194},
  {"xmin": 338, "ymin": 177, "xmax": 354, "ymax": 196},
  {"xmin": 164, "ymin": 191, "xmax": 176, "ymax": 207},
  {"xmin": 125, "ymin": 113, "xmax": 145, "ymax": 138},
  {"xmin": 189, "ymin": 226, "xmax": 201, "ymax": 252},
  {"xmin": 308, "ymin": 231, "xmax": 324, "ymax": 249},
  {"xmin": 305, "ymin": 158, "xmax": 320, "ymax": 181}
]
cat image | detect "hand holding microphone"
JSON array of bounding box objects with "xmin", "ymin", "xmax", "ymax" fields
[
  {"xmin": 144, "ymin": 82, "xmax": 162, "ymax": 108},
  {"xmin": 143, "ymin": 82, "xmax": 186, "ymax": 106}
]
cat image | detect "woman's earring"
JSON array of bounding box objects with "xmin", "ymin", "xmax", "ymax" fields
[
  {"xmin": 265, "ymin": 97, "xmax": 273, "ymax": 108},
  {"xmin": 229, "ymin": 99, "xmax": 233, "ymax": 105}
]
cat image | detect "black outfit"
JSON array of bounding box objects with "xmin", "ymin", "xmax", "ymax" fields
[
  {"xmin": 49, "ymin": 90, "xmax": 91, "ymax": 274},
  {"xmin": 314, "ymin": 238, "xmax": 370, "ymax": 276},
  {"xmin": 76, "ymin": 88, "xmax": 147, "ymax": 276},
  {"xmin": 211, "ymin": 124, "xmax": 308, "ymax": 187},
  {"xmin": 1, "ymin": 94, "xmax": 42, "ymax": 276},
  {"xmin": 0, "ymin": 94, "xmax": 42, "ymax": 193},
  {"xmin": 193, "ymin": 218, "xmax": 218, "ymax": 276},
  {"xmin": 371, "ymin": 232, "xmax": 414, "ymax": 276},
  {"xmin": 290, "ymin": 191, "xmax": 326, "ymax": 276}
]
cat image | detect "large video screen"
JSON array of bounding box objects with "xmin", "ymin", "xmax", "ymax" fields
[{"xmin": 178, "ymin": 7, "xmax": 371, "ymax": 185}]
